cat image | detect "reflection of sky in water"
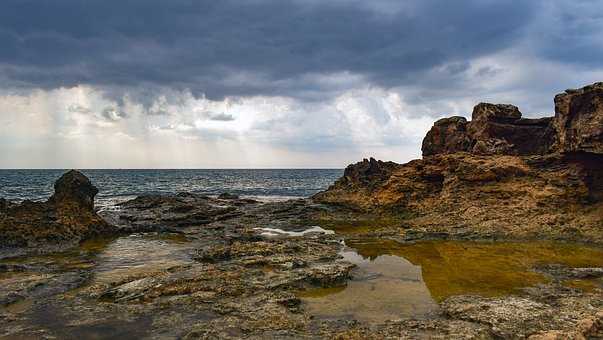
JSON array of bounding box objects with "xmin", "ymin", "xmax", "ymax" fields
[
  {"xmin": 300, "ymin": 246, "xmax": 439, "ymax": 322},
  {"xmin": 93, "ymin": 234, "xmax": 194, "ymax": 283},
  {"xmin": 301, "ymin": 240, "xmax": 603, "ymax": 322}
]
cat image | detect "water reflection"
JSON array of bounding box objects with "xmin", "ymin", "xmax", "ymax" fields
[
  {"xmin": 299, "ymin": 247, "xmax": 439, "ymax": 322},
  {"xmin": 299, "ymin": 239, "xmax": 603, "ymax": 321}
]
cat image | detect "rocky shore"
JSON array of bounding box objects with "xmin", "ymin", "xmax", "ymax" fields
[
  {"xmin": 1, "ymin": 82, "xmax": 602, "ymax": 339},
  {"xmin": 314, "ymin": 82, "xmax": 603, "ymax": 243}
]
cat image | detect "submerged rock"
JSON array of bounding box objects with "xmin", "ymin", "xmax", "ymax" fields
[{"xmin": 0, "ymin": 170, "xmax": 114, "ymax": 248}]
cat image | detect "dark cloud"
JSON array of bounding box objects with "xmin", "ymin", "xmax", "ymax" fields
[{"xmin": 0, "ymin": 0, "xmax": 550, "ymax": 99}]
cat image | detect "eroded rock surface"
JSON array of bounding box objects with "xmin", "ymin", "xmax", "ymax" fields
[
  {"xmin": 0, "ymin": 170, "xmax": 115, "ymax": 250},
  {"xmin": 315, "ymin": 82, "xmax": 603, "ymax": 242},
  {"xmin": 421, "ymin": 83, "xmax": 603, "ymax": 157},
  {"xmin": 554, "ymin": 82, "xmax": 603, "ymax": 154}
]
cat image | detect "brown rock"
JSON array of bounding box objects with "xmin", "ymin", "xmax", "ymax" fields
[
  {"xmin": 468, "ymin": 103, "xmax": 555, "ymax": 155},
  {"xmin": 554, "ymin": 82, "xmax": 603, "ymax": 154},
  {"xmin": 0, "ymin": 170, "xmax": 114, "ymax": 248},
  {"xmin": 421, "ymin": 116, "xmax": 471, "ymax": 156},
  {"xmin": 314, "ymin": 150, "xmax": 603, "ymax": 242},
  {"xmin": 342, "ymin": 157, "xmax": 398, "ymax": 188},
  {"xmin": 422, "ymin": 103, "xmax": 556, "ymax": 157},
  {"xmin": 50, "ymin": 170, "xmax": 99, "ymax": 210},
  {"xmin": 471, "ymin": 102, "xmax": 522, "ymax": 122}
]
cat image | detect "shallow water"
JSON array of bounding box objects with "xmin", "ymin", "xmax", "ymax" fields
[
  {"xmin": 0, "ymin": 233, "xmax": 196, "ymax": 339},
  {"xmin": 3, "ymin": 229, "xmax": 603, "ymax": 330},
  {"xmin": 299, "ymin": 238, "xmax": 603, "ymax": 321},
  {"xmin": 299, "ymin": 248, "xmax": 439, "ymax": 322},
  {"xmin": 92, "ymin": 233, "xmax": 193, "ymax": 283}
]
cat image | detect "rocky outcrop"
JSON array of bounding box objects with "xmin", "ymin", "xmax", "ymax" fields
[
  {"xmin": 315, "ymin": 82, "xmax": 603, "ymax": 242},
  {"xmin": 0, "ymin": 170, "xmax": 114, "ymax": 248},
  {"xmin": 423, "ymin": 82, "xmax": 603, "ymax": 157},
  {"xmin": 422, "ymin": 103, "xmax": 555, "ymax": 156},
  {"xmin": 554, "ymin": 82, "xmax": 603, "ymax": 154}
]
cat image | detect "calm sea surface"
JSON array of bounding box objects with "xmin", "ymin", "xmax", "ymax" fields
[{"xmin": 0, "ymin": 169, "xmax": 343, "ymax": 209}]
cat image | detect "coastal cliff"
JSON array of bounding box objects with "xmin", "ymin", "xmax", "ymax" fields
[{"xmin": 314, "ymin": 82, "xmax": 603, "ymax": 242}]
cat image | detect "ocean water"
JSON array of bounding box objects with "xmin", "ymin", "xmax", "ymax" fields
[{"xmin": 0, "ymin": 169, "xmax": 342, "ymax": 209}]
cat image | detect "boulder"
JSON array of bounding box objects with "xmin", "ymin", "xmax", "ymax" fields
[
  {"xmin": 421, "ymin": 116, "xmax": 471, "ymax": 156},
  {"xmin": 0, "ymin": 170, "xmax": 114, "ymax": 248},
  {"xmin": 50, "ymin": 170, "xmax": 99, "ymax": 210},
  {"xmin": 471, "ymin": 103, "xmax": 522, "ymax": 122},
  {"xmin": 316, "ymin": 82, "xmax": 603, "ymax": 242},
  {"xmin": 467, "ymin": 104, "xmax": 555, "ymax": 155},
  {"xmin": 553, "ymin": 82, "xmax": 603, "ymax": 154}
]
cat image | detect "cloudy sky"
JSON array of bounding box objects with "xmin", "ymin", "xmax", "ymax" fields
[{"xmin": 1, "ymin": 0, "xmax": 602, "ymax": 168}]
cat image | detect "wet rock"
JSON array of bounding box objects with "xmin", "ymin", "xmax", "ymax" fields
[
  {"xmin": 113, "ymin": 194, "xmax": 246, "ymax": 231},
  {"xmin": 536, "ymin": 264, "xmax": 603, "ymax": 280},
  {"xmin": 218, "ymin": 193, "xmax": 239, "ymax": 200},
  {"xmin": 554, "ymin": 82, "xmax": 603, "ymax": 154},
  {"xmin": 0, "ymin": 170, "xmax": 114, "ymax": 249}
]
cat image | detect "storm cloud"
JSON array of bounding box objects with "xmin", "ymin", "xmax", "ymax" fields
[
  {"xmin": 0, "ymin": 0, "xmax": 548, "ymax": 98},
  {"xmin": 1, "ymin": 0, "xmax": 602, "ymax": 168}
]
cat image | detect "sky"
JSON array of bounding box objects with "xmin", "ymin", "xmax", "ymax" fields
[{"xmin": 1, "ymin": 0, "xmax": 602, "ymax": 168}]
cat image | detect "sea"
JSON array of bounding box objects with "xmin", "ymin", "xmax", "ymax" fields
[{"xmin": 0, "ymin": 169, "xmax": 343, "ymax": 210}]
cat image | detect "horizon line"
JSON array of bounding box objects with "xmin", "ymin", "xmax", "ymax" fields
[{"xmin": 0, "ymin": 167, "xmax": 346, "ymax": 170}]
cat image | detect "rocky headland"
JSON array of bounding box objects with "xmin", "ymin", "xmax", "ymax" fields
[
  {"xmin": 314, "ymin": 82, "xmax": 603, "ymax": 243},
  {"xmin": 1, "ymin": 82, "xmax": 602, "ymax": 339}
]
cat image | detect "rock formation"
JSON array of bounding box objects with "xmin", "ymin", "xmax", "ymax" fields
[
  {"xmin": 422, "ymin": 103, "xmax": 556, "ymax": 156},
  {"xmin": 0, "ymin": 170, "xmax": 115, "ymax": 248},
  {"xmin": 315, "ymin": 82, "xmax": 603, "ymax": 242},
  {"xmin": 422, "ymin": 82, "xmax": 603, "ymax": 157},
  {"xmin": 554, "ymin": 82, "xmax": 603, "ymax": 154}
]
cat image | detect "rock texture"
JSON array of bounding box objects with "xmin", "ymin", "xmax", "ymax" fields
[
  {"xmin": 315, "ymin": 82, "xmax": 603, "ymax": 242},
  {"xmin": 554, "ymin": 82, "xmax": 603, "ymax": 154},
  {"xmin": 0, "ymin": 170, "xmax": 114, "ymax": 248},
  {"xmin": 422, "ymin": 103, "xmax": 556, "ymax": 156}
]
